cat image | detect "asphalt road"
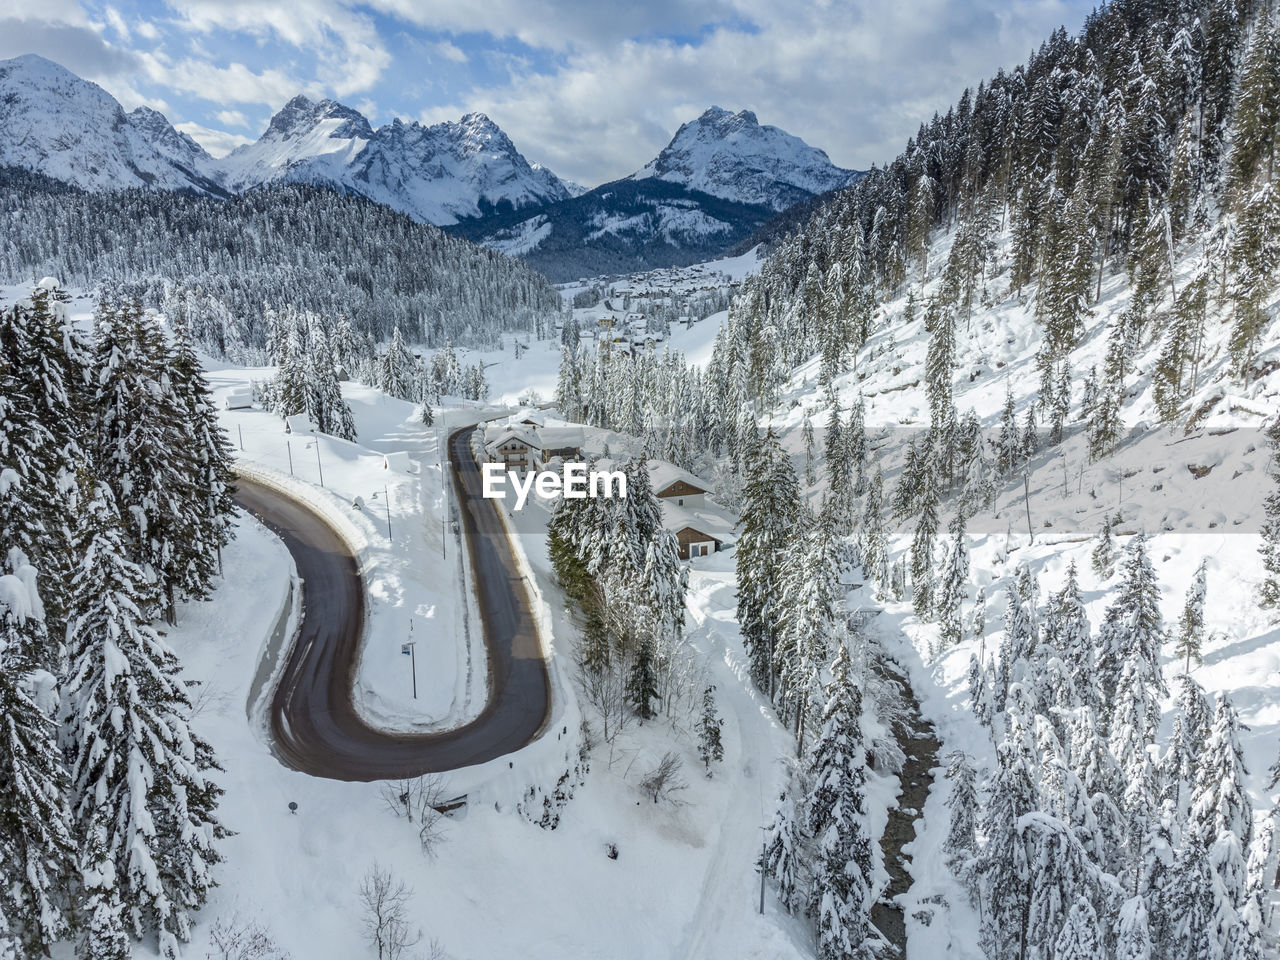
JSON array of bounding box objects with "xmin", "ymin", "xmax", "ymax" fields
[{"xmin": 231, "ymin": 425, "xmax": 551, "ymax": 781}]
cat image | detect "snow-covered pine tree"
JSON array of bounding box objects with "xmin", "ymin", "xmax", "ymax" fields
[
  {"xmin": 775, "ymin": 510, "xmax": 845, "ymax": 753},
  {"xmin": 1234, "ymin": 812, "xmax": 1277, "ymax": 960},
  {"xmin": 0, "ymin": 557, "xmax": 74, "ymax": 956},
  {"xmin": 1091, "ymin": 512, "xmax": 1118, "ymax": 581},
  {"xmin": 937, "ymin": 516, "xmax": 969, "ymax": 650},
  {"xmin": 1174, "ymin": 559, "xmax": 1208, "ymax": 672},
  {"xmin": 1260, "ymin": 416, "xmax": 1280, "ymax": 609},
  {"xmin": 1170, "ymin": 693, "xmax": 1253, "ymax": 960},
  {"xmin": 763, "ymin": 790, "xmax": 803, "ymax": 915},
  {"xmin": 1052, "ymin": 897, "xmax": 1103, "ymax": 960},
  {"xmin": 91, "ymin": 299, "xmax": 203, "ymax": 621},
  {"xmin": 910, "ymin": 432, "xmax": 941, "ymax": 621},
  {"xmin": 378, "ymin": 326, "xmax": 420, "ymax": 402},
  {"xmin": 1115, "ymin": 895, "xmax": 1153, "ymax": 960},
  {"xmin": 1227, "ymin": 174, "xmax": 1280, "ymax": 380},
  {"xmin": 976, "ymin": 742, "xmax": 1036, "ymax": 960},
  {"xmin": 998, "ymin": 385, "xmax": 1022, "ymax": 475},
  {"xmin": 167, "ymin": 318, "xmax": 237, "ymax": 597},
  {"xmin": 63, "ymin": 485, "xmax": 227, "ymax": 957},
  {"xmin": 736, "ymin": 430, "xmax": 800, "ymax": 696},
  {"xmin": 805, "ymin": 645, "xmax": 875, "ymax": 960},
  {"xmin": 943, "ymin": 751, "xmax": 979, "ymax": 880},
  {"xmin": 802, "ymin": 413, "xmax": 817, "ymax": 487},
  {"xmin": 305, "ymin": 326, "xmax": 357, "ymax": 442},
  {"xmin": 697, "ymin": 685, "xmax": 724, "ymax": 774},
  {"xmin": 1044, "ymin": 563, "xmax": 1092, "ymax": 711},
  {"xmin": 0, "ymin": 285, "xmax": 90, "ymax": 636},
  {"xmin": 860, "ymin": 469, "xmax": 889, "ymax": 598}
]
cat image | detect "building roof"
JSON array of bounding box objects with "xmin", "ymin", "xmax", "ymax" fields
[
  {"xmin": 649, "ymin": 461, "xmax": 711, "ymax": 497},
  {"xmin": 484, "ymin": 427, "xmax": 540, "ymax": 453},
  {"xmin": 661, "ymin": 500, "xmax": 735, "ymax": 545},
  {"xmin": 538, "ymin": 425, "xmax": 585, "ymax": 450}
]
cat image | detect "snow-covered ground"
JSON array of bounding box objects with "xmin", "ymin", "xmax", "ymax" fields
[
  {"xmin": 421, "ymin": 246, "xmax": 761, "ymax": 406},
  {"xmin": 749, "ymin": 215, "xmax": 1280, "ymax": 952}
]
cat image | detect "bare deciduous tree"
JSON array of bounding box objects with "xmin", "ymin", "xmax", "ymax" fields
[
  {"xmin": 358, "ymin": 864, "xmax": 421, "ymax": 960},
  {"xmin": 377, "ymin": 775, "xmax": 450, "ymax": 857},
  {"xmin": 206, "ymin": 916, "xmax": 290, "ymax": 960},
  {"xmin": 639, "ymin": 751, "xmax": 688, "ymax": 805}
]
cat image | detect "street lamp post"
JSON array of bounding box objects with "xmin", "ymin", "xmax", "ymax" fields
[{"xmin": 401, "ymin": 621, "xmax": 418, "ymax": 699}]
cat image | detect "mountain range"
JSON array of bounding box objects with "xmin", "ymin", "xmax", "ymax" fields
[{"xmin": 0, "ymin": 54, "xmax": 860, "ymax": 278}]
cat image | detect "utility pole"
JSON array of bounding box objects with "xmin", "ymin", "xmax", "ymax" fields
[
  {"xmin": 286, "ymin": 439, "xmax": 293, "ymax": 476},
  {"xmin": 314, "ymin": 442, "xmax": 324, "ymax": 487},
  {"xmin": 384, "ymin": 485, "xmax": 392, "ymax": 540},
  {"xmin": 238, "ymin": 424, "xmax": 244, "ymax": 451}
]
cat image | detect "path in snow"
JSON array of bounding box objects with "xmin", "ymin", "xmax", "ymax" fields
[{"xmin": 871, "ymin": 663, "xmax": 941, "ymax": 956}]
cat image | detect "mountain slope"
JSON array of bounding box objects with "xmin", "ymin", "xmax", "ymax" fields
[
  {"xmin": 222, "ymin": 101, "xmax": 571, "ymax": 225},
  {"xmin": 0, "ymin": 55, "xmax": 225, "ymax": 195},
  {"xmin": 447, "ymin": 177, "xmax": 778, "ymax": 281},
  {"xmin": 632, "ymin": 106, "xmax": 856, "ymax": 210},
  {"xmin": 454, "ymin": 108, "xmax": 861, "ymax": 280}
]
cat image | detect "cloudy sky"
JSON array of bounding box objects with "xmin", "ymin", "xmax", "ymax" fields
[{"xmin": 0, "ymin": 0, "xmax": 1093, "ymax": 187}]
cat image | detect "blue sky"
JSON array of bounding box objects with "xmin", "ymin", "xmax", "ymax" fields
[{"xmin": 0, "ymin": 0, "xmax": 1093, "ymax": 187}]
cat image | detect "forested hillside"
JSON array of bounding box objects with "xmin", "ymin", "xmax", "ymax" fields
[
  {"xmin": 0, "ymin": 168, "xmax": 563, "ymax": 360},
  {"xmin": 556, "ymin": 1, "xmax": 1280, "ymax": 957}
]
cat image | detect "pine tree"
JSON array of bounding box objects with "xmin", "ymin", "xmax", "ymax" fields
[
  {"xmin": 1091, "ymin": 513, "xmax": 1118, "ymax": 581},
  {"xmin": 1115, "ymin": 896, "xmax": 1153, "ymax": 960},
  {"xmin": 91, "ymin": 299, "xmax": 204, "ymax": 621},
  {"xmin": 0, "ymin": 559, "xmax": 74, "ymax": 956},
  {"xmin": 937, "ymin": 518, "xmax": 969, "ymax": 650},
  {"xmin": 802, "ymin": 414, "xmax": 817, "ymax": 487},
  {"xmin": 63, "ymin": 486, "xmax": 227, "ymax": 957},
  {"xmin": 697, "ymin": 685, "xmax": 724, "ymax": 774},
  {"xmin": 736, "ymin": 430, "xmax": 801, "ymax": 696},
  {"xmin": 976, "ymin": 742, "xmax": 1036, "ymax": 960},
  {"xmin": 0, "ymin": 285, "xmax": 90, "ymax": 637},
  {"xmin": 626, "ymin": 634, "xmax": 659, "ymax": 721},
  {"xmin": 1227, "ymin": 176, "xmax": 1280, "ymax": 381},
  {"xmin": 763, "ymin": 790, "xmax": 803, "ymax": 914},
  {"xmin": 1263, "ymin": 417, "xmax": 1280, "ymax": 609},
  {"xmin": 377, "ymin": 326, "xmax": 419, "ymax": 401},
  {"xmin": 168, "ymin": 319, "xmax": 237, "ymax": 598},
  {"xmin": 805, "ymin": 645, "xmax": 875, "ymax": 960},
  {"xmin": 1225, "ymin": 8, "xmax": 1280, "ymax": 200},
  {"xmin": 1234, "ymin": 813, "xmax": 1277, "ymax": 960},
  {"xmin": 910, "ymin": 434, "xmax": 940, "ymax": 620},
  {"xmin": 776, "ymin": 513, "xmax": 844, "ymax": 753},
  {"xmin": 943, "ymin": 751, "xmax": 979, "ymax": 878},
  {"xmin": 1052, "ymin": 897, "xmax": 1103, "ymax": 960},
  {"xmin": 1174, "ymin": 559, "xmax": 1208, "ymax": 672}
]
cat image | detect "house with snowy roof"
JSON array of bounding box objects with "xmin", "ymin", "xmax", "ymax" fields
[
  {"xmin": 662, "ymin": 501, "xmax": 733, "ymax": 560},
  {"xmin": 649, "ymin": 463, "xmax": 711, "ymax": 508},
  {"xmin": 484, "ymin": 426, "xmax": 540, "ymax": 472}
]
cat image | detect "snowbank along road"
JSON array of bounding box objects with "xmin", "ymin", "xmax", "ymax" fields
[{"xmin": 231, "ymin": 425, "xmax": 551, "ymax": 780}]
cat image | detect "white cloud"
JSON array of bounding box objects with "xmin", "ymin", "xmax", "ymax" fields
[
  {"xmin": 103, "ymin": 6, "xmax": 129, "ymax": 40},
  {"xmin": 429, "ymin": 39, "xmax": 467, "ymax": 63},
  {"xmin": 162, "ymin": 0, "xmax": 391, "ymax": 96},
  {"xmin": 174, "ymin": 120, "xmax": 254, "ymax": 157},
  {"xmin": 215, "ymin": 108, "xmax": 248, "ymax": 127},
  {"xmin": 137, "ymin": 50, "xmax": 307, "ymax": 106},
  {"xmin": 422, "ymin": 0, "xmax": 1087, "ymax": 186}
]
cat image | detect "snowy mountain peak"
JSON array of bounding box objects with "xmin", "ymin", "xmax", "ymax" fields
[
  {"xmin": 635, "ymin": 105, "xmax": 857, "ymax": 211},
  {"xmin": 264, "ymin": 95, "xmax": 374, "ymax": 142},
  {"xmin": 0, "ymin": 53, "xmax": 223, "ymax": 194}
]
